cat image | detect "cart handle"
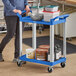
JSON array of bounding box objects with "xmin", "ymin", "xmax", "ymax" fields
[
  {"xmin": 51, "ymin": 14, "xmax": 69, "ymax": 22},
  {"xmin": 17, "ymin": 10, "xmax": 32, "ymax": 20}
]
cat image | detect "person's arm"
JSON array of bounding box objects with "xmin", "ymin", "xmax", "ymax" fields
[
  {"xmin": 24, "ymin": 0, "xmax": 30, "ymax": 13},
  {"xmin": 2, "ymin": 0, "xmax": 22, "ymax": 14}
]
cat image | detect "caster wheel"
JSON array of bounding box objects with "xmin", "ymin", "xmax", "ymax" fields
[
  {"xmin": 67, "ymin": 38, "xmax": 72, "ymax": 41},
  {"xmin": 17, "ymin": 61, "xmax": 23, "ymax": 67},
  {"xmin": 61, "ymin": 62, "xmax": 66, "ymax": 68},
  {"xmin": 48, "ymin": 67, "xmax": 53, "ymax": 73},
  {"xmin": 23, "ymin": 61, "xmax": 26, "ymax": 64},
  {"xmin": 39, "ymin": 31, "xmax": 42, "ymax": 34}
]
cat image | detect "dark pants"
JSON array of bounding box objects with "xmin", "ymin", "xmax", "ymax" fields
[{"xmin": 0, "ymin": 16, "xmax": 20, "ymax": 58}]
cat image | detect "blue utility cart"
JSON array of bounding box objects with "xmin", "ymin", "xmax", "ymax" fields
[{"xmin": 17, "ymin": 10, "xmax": 69, "ymax": 73}]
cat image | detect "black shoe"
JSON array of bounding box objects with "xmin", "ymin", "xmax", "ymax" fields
[{"xmin": 0, "ymin": 53, "xmax": 4, "ymax": 62}]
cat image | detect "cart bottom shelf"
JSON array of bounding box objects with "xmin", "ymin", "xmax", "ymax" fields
[{"xmin": 19, "ymin": 55, "xmax": 66, "ymax": 66}]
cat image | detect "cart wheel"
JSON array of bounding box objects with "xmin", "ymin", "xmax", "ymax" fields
[
  {"xmin": 17, "ymin": 61, "xmax": 26, "ymax": 67},
  {"xmin": 23, "ymin": 61, "xmax": 26, "ymax": 64},
  {"xmin": 39, "ymin": 31, "xmax": 42, "ymax": 34},
  {"xmin": 17, "ymin": 61, "xmax": 23, "ymax": 67},
  {"xmin": 39, "ymin": 26, "xmax": 42, "ymax": 34},
  {"xmin": 48, "ymin": 67, "xmax": 53, "ymax": 73},
  {"xmin": 39, "ymin": 29, "xmax": 42, "ymax": 34},
  {"xmin": 61, "ymin": 62, "xmax": 66, "ymax": 68},
  {"xmin": 67, "ymin": 38, "xmax": 72, "ymax": 41}
]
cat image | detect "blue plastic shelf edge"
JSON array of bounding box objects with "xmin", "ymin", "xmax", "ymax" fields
[
  {"xmin": 52, "ymin": 57, "xmax": 66, "ymax": 66},
  {"xmin": 19, "ymin": 55, "xmax": 66, "ymax": 66},
  {"xmin": 51, "ymin": 19, "xmax": 66, "ymax": 25},
  {"xmin": 19, "ymin": 17, "xmax": 66, "ymax": 25},
  {"xmin": 17, "ymin": 13, "xmax": 69, "ymax": 25}
]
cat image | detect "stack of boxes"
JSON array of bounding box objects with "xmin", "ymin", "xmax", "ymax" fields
[
  {"xmin": 30, "ymin": 5, "xmax": 60, "ymax": 22},
  {"xmin": 43, "ymin": 5, "xmax": 60, "ymax": 22}
]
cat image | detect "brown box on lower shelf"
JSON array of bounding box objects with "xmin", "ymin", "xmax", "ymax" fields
[{"xmin": 36, "ymin": 48, "xmax": 48, "ymax": 61}]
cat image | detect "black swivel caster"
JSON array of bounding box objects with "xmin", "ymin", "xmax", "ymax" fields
[
  {"xmin": 39, "ymin": 26, "xmax": 42, "ymax": 34},
  {"xmin": 60, "ymin": 62, "xmax": 66, "ymax": 68},
  {"xmin": 17, "ymin": 61, "xmax": 26, "ymax": 67},
  {"xmin": 17, "ymin": 61, "xmax": 23, "ymax": 67},
  {"xmin": 48, "ymin": 67, "xmax": 53, "ymax": 73},
  {"xmin": 39, "ymin": 29, "xmax": 42, "ymax": 34},
  {"xmin": 67, "ymin": 38, "xmax": 72, "ymax": 41}
]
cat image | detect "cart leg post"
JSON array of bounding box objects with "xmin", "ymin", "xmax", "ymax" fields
[
  {"xmin": 17, "ymin": 21, "xmax": 27, "ymax": 67},
  {"xmin": 32, "ymin": 23, "xmax": 36, "ymax": 59},
  {"xmin": 17, "ymin": 21, "xmax": 23, "ymax": 67},
  {"xmin": 19, "ymin": 21, "xmax": 23, "ymax": 57},
  {"xmin": 60, "ymin": 23, "xmax": 66, "ymax": 68},
  {"xmin": 63, "ymin": 23, "xmax": 66, "ymax": 58},
  {"xmin": 48, "ymin": 25, "xmax": 54, "ymax": 72},
  {"xmin": 32, "ymin": 23, "xmax": 36, "ymax": 50},
  {"xmin": 50, "ymin": 25, "xmax": 54, "ymax": 63}
]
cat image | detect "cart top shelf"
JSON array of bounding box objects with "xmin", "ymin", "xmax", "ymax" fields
[{"xmin": 17, "ymin": 11, "xmax": 69, "ymax": 25}]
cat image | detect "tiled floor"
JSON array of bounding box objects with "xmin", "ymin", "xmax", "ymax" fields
[{"xmin": 0, "ymin": 29, "xmax": 76, "ymax": 76}]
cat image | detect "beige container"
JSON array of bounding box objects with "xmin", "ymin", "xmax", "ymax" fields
[{"xmin": 26, "ymin": 49, "xmax": 35, "ymax": 59}]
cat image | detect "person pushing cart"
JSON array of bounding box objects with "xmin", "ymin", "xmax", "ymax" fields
[{"xmin": 0, "ymin": 0, "xmax": 30, "ymax": 62}]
